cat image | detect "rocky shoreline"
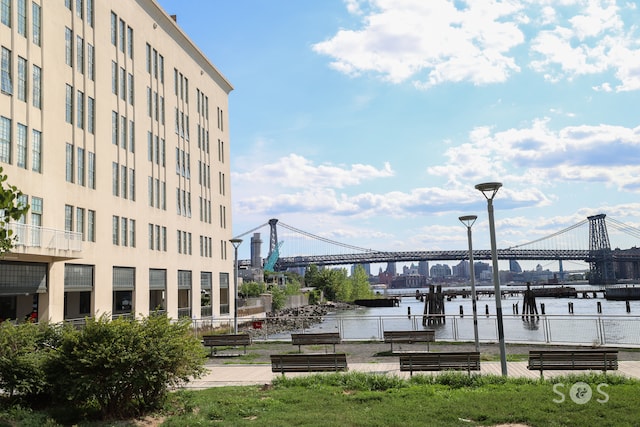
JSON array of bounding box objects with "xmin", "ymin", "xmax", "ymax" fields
[{"xmin": 242, "ymin": 302, "xmax": 361, "ymax": 337}]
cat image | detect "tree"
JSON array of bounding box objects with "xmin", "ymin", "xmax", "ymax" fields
[
  {"xmin": 351, "ymin": 265, "xmax": 374, "ymax": 300},
  {"xmin": 0, "ymin": 167, "xmax": 29, "ymax": 255}
]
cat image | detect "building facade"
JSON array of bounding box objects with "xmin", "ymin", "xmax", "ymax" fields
[{"xmin": 0, "ymin": 0, "xmax": 234, "ymax": 323}]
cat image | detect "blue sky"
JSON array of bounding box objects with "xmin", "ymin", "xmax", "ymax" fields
[{"xmin": 156, "ymin": 0, "xmax": 640, "ymax": 268}]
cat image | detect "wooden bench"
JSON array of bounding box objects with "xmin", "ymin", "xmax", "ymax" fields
[
  {"xmin": 202, "ymin": 334, "xmax": 252, "ymax": 356},
  {"xmin": 399, "ymin": 352, "xmax": 481, "ymax": 376},
  {"xmin": 527, "ymin": 349, "xmax": 618, "ymax": 377},
  {"xmin": 271, "ymin": 353, "xmax": 348, "ymax": 375},
  {"xmin": 291, "ymin": 332, "xmax": 342, "ymax": 353},
  {"xmin": 383, "ymin": 329, "xmax": 435, "ymax": 352}
]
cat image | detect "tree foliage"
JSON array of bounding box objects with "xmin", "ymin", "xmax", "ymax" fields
[
  {"xmin": 0, "ymin": 167, "xmax": 30, "ymax": 255},
  {"xmin": 304, "ymin": 265, "xmax": 375, "ymax": 303}
]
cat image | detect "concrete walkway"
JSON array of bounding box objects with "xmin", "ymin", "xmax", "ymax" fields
[{"xmin": 181, "ymin": 361, "xmax": 640, "ymax": 389}]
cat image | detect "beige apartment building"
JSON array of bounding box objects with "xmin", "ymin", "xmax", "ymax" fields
[{"xmin": 0, "ymin": 0, "xmax": 235, "ymax": 324}]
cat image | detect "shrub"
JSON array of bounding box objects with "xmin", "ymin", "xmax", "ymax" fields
[
  {"xmin": 0, "ymin": 321, "xmax": 50, "ymax": 398},
  {"xmin": 45, "ymin": 314, "xmax": 206, "ymax": 419}
]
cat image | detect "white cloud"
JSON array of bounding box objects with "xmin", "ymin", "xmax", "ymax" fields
[{"xmin": 314, "ymin": 0, "xmax": 640, "ymax": 91}]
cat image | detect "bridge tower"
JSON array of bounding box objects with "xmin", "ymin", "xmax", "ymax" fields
[
  {"xmin": 587, "ymin": 214, "xmax": 616, "ymax": 285},
  {"xmin": 268, "ymin": 218, "xmax": 279, "ymax": 260}
]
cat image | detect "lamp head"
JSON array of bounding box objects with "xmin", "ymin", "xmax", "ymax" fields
[
  {"xmin": 475, "ymin": 182, "xmax": 502, "ymax": 200},
  {"xmin": 458, "ymin": 215, "xmax": 478, "ymax": 228},
  {"xmin": 230, "ymin": 238, "xmax": 243, "ymax": 249}
]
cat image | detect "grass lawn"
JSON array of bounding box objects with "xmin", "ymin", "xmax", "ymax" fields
[{"xmin": 1, "ymin": 372, "xmax": 636, "ymax": 426}]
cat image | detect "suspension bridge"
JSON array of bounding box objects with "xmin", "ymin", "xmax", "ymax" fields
[{"xmin": 233, "ymin": 214, "xmax": 640, "ymax": 285}]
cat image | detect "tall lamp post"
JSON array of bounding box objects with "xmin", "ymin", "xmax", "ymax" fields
[
  {"xmin": 475, "ymin": 182, "xmax": 507, "ymax": 376},
  {"xmin": 230, "ymin": 238, "xmax": 243, "ymax": 334},
  {"xmin": 459, "ymin": 215, "xmax": 479, "ymax": 352}
]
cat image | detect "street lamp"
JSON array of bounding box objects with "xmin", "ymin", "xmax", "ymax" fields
[
  {"xmin": 475, "ymin": 182, "xmax": 507, "ymax": 376},
  {"xmin": 459, "ymin": 215, "xmax": 479, "ymax": 352},
  {"xmin": 230, "ymin": 238, "xmax": 243, "ymax": 334}
]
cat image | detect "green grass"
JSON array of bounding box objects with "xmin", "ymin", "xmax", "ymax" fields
[{"xmin": 2, "ymin": 372, "xmax": 637, "ymax": 426}]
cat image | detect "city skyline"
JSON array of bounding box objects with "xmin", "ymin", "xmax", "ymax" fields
[{"xmin": 156, "ymin": 0, "xmax": 640, "ymax": 265}]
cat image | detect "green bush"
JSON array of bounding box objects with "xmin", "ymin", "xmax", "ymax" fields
[
  {"xmin": 45, "ymin": 314, "xmax": 206, "ymax": 419},
  {"xmin": 240, "ymin": 281, "xmax": 266, "ymax": 297},
  {"xmin": 0, "ymin": 321, "xmax": 51, "ymax": 398}
]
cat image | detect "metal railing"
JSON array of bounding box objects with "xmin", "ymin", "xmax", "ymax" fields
[
  {"xmin": 190, "ymin": 313, "xmax": 640, "ymax": 347},
  {"xmin": 9, "ymin": 222, "xmax": 82, "ymax": 252}
]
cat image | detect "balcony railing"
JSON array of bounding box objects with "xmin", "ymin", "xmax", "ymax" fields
[{"xmin": 8, "ymin": 222, "xmax": 82, "ymax": 252}]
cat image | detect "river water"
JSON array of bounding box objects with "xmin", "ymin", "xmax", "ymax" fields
[{"xmin": 285, "ymin": 286, "xmax": 640, "ymax": 346}]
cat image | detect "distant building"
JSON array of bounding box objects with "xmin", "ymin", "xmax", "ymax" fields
[
  {"xmin": 418, "ymin": 260, "xmax": 429, "ymax": 277},
  {"xmin": 509, "ymin": 259, "xmax": 522, "ymax": 273},
  {"xmin": 390, "ymin": 274, "xmax": 428, "ymax": 289},
  {"xmin": 430, "ymin": 264, "xmax": 451, "ymax": 278}
]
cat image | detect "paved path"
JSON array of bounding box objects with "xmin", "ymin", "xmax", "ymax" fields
[{"xmin": 181, "ymin": 361, "xmax": 640, "ymax": 389}]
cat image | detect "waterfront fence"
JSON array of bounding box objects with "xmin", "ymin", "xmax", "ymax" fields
[{"xmin": 191, "ymin": 314, "xmax": 640, "ymax": 347}]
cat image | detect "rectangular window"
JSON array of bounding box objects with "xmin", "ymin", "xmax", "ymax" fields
[
  {"xmin": 111, "ymin": 61, "xmax": 117, "ymax": 94},
  {"xmin": 65, "ymin": 85, "xmax": 73, "ymax": 124},
  {"xmin": 119, "ymin": 67, "xmax": 125, "ymax": 100},
  {"xmin": 112, "ymin": 216, "xmax": 119, "ymax": 245},
  {"xmin": 121, "ymin": 217, "xmax": 127, "ymax": 246},
  {"xmin": 76, "ymin": 207, "xmax": 85, "ymax": 240},
  {"xmin": 129, "ymin": 168, "xmax": 135, "ymax": 201},
  {"xmin": 75, "ymin": 0, "xmax": 83, "ymax": 18},
  {"xmin": 87, "ymin": 97, "xmax": 95, "ymax": 134},
  {"xmin": 119, "ymin": 19, "xmax": 125, "ymax": 52},
  {"xmin": 32, "ymin": 65, "xmax": 41, "ymax": 108},
  {"xmin": 112, "ymin": 162, "xmax": 119, "ymax": 196},
  {"xmin": 159, "ymin": 55, "xmax": 164, "ymax": 83},
  {"xmin": 128, "ymin": 73, "xmax": 134, "ymax": 105},
  {"xmin": 17, "ymin": 123, "xmax": 27, "ymax": 168},
  {"xmin": 0, "ymin": 116, "xmax": 11, "ymax": 163},
  {"xmin": 148, "ymin": 223, "xmax": 154, "ymax": 249},
  {"xmin": 17, "ymin": 0, "xmax": 26, "ymax": 36},
  {"xmin": 129, "ymin": 120, "xmax": 135, "ymax": 152},
  {"xmin": 129, "ymin": 219, "xmax": 135, "ymax": 247},
  {"xmin": 88, "ymin": 209, "xmax": 95, "ymax": 242},
  {"xmin": 1, "ymin": 47, "xmax": 12, "ymax": 94},
  {"xmin": 87, "ymin": 44, "xmax": 94, "ymax": 80},
  {"xmin": 17, "ymin": 56, "xmax": 26, "ymax": 101},
  {"xmin": 31, "ymin": 129, "xmax": 41, "ymax": 172},
  {"xmin": 110, "ymin": 12, "xmax": 117, "ymax": 45},
  {"xmin": 127, "ymin": 26, "xmax": 133, "ymax": 58},
  {"xmin": 65, "ymin": 28, "xmax": 73, "ymax": 67},
  {"xmin": 76, "ymin": 36, "xmax": 84, "ymax": 74},
  {"xmin": 87, "ymin": 0, "xmax": 93, "ymax": 27},
  {"xmin": 66, "ymin": 143, "xmax": 74, "ymax": 182},
  {"xmin": 120, "ymin": 115, "xmax": 126, "ymax": 149},
  {"xmin": 88, "ymin": 152, "xmax": 95, "ymax": 189},
  {"xmin": 112, "ymin": 111, "xmax": 118, "ymax": 145},
  {"xmin": 121, "ymin": 164, "xmax": 127, "ymax": 198},
  {"xmin": 65, "ymin": 205, "xmax": 74, "ymax": 232},
  {"xmin": 1, "ymin": 0, "xmax": 10, "ymax": 27},
  {"xmin": 77, "ymin": 147, "xmax": 85, "ymax": 186},
  {"xmin": 76, "ymin": 91, "xmax": 84, "ymax": 129},
  {"xmin": 32, "ymin": 3, "xmax": 41, "ymax": 46}
]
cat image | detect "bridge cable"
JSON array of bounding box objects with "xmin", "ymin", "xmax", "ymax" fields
[
  {"xmin": 277, "ymin": 222, "xmax": 382, "ymax": 254},
  {"xmin": 508, "ymin": 219, "xmax": 589, "ymax": 249},
  {"xmin": 232, "ymin": 222, "xmax": 270, "ymax": 240}
]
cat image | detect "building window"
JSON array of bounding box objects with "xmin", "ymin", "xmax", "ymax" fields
[
  {"xmin": 110, "ymin": 12, "xmax": 117, "ymax": 45},
  {"xmin": 65, "ymin": 28, "xmax": 73, "ymax": 67},
  {"xmin": 127, "ymin": 26, "xmax": 133, "ymax": 58},
  {"xmin": 112, "ymin": 111, "xmax": 118, "ymax": 145},
  {"xmin": 32, "ymin": 65, "xmax": 41, "ymax": 108},
  {"xmin": 129, "ymin": 120, "xmax": 134, "ymax": 152},
  {"xmin": 121, "ymin": 217, "xmax": 127, "ymax": 246},
  {"xmin": 0, "ymin": 116, "xmax": 11, "ymax": 164},
  {"xmin": 66, "ymin": 143, "xmax": 74, "ymax": 183},
  {"xmin": 128, "ymin": 73, "xmax": 134, "ymax": 105},
  {"xmin": 87, "ymin": 44, "xmax": 94, "ymax": 80},
  {"xmin": 87, "ymin": 209, "xmax": 95, "ymax": 242},
  {"xmin": 75, "ymin": 0, "xmax": 83, "ymax": 19},
  {"xmin": 129, "ymin": 219, "xmax": 135, "ymax": 247},
  {"xmin": 119, "ymin": 19, "xmax": 125, "ymax": 52},
  {"xmin": 31, "ymin": 129, "xmax": 41, "ymax": 173},
  {"xmin": 32, "ymin": 2, "xmax": 41, "ymax": 46},
  {"xmin": 111, "ymin": 61, "xmax": 117, "ymax": 94},
  {"xmin": 1, "ymin": 0, "xmax": 10, "ymax": 27},
  {"xmin": 65, "ymin": 205, "xmax": 73, "ymax": 232},
  {"xmin": 219, "ymin": 273, "xmax": 229, "ymax": 314},
  {"xmin": 77, "ymin": 147, "xmax": 85, "ymax": 186},
  {"xmin": 87, "ymin": 97, "xmax": 95, "ymax": 134},
  {"xmin": 17, "ymin": 0, "xmax": 26, "ymax": 36},
  {"xmin": 112, "ymin": 216, "xmax": 119, "ymax": 245},
  {"xmin": 112, "ymin": 162, "xmax": 119, "ymax": 196},
  {"xmin": 88, "ymin": 152, "xmax": 95, "ymax": 189},
  {"xmin": 76, "ymin": 36, "xmax": 84, "ymax": 74},
  {"xmin": 76, "ymin": 91, "xmax": 84, "ymax": 129},
  {"xmin": 87, "ymin": 0, "xmax": 93, "ymax": 27},
  {"xmin": 1, "ymin": 47, "xmax": 11, "ymax": 95},
  {"xmin": 120, "ymin": 67, "xmax": 125, "ymax": 100},
  {"xmin": 76, "ymin": 207, "xmax": 85, "ymax": 240},
  {"xmin": 65, "ymin": 85, "xmax": 73, "ymax": 124},
  {"xmin": 17, "ymin": 56, "xmax": 26, "ymax": 101},
  {"xmin": 129, "ymin": 168, "xmax": 135, "ymax": 201},
  {"xmin": 17, "ymin": 123, "xmax": 27, "ymax": 168}
]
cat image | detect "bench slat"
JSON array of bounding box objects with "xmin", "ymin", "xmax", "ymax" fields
[
  {"xmin": 291, "ymin": 333, "xmax": 342, "ymax": 353},
  {"xmin": 527, "ymin": 350, "xmax": 618, "ymax": 376},
  {"xmin": 383, "ymin": 330, "xmax": 435, "ymax": 352},
  {"xmin": 271, "ymin": 353, "xmax": 348, "ymax": 374},
  {"xmin": 202, "ymin": 334, "xmax": 252, "ymax": 356},
  {"xmin": 399, "ymin": 352, "xmax": 480, "ymax": 376}
]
